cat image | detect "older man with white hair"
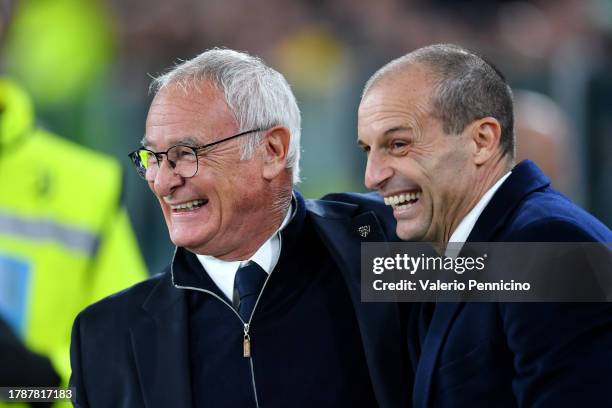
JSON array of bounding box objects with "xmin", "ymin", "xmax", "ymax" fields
[{"xmin": 69, "ymin": 49, "xmax": 410, "ymax": 408}]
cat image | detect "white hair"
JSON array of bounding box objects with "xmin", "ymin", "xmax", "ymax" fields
[{"xmin": 151, "ymin": 48, "xmax": 302, "ymax": 184}]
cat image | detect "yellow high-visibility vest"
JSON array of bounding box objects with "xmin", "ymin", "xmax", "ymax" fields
[{"xmin": 0, "ymin": 78, "xmax": 147, "ymax": 406}]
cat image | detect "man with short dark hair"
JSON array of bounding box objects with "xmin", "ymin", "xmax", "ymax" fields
[
  {"xmin": 69, "ymin": 49, "xmax": 411, "ymax": 408},
  {"xmin": 358, "ymin": 44, "xmax": 612, "ymax": 407}
]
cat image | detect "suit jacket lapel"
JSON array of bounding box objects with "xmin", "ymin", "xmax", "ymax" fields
[
  {"xmin": 413, "ymin": 302, "xmax": 463, "ymax": 408},
  {"xmin": 130, "ymin": 268, "xmax": 193, "ymax": 408},
  {"xmin": 413, "ymin": 160, "xmax": 550, "ymax": 407},
  {"xmin": 468, "ymin": 160, "xmax": 550, "ymax": 242},
  {"xmin": 308, "ymin": 200, "xmax": 409, "ymax": 408}
]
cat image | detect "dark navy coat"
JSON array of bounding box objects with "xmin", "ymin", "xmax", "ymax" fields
[
  {"xmin": 69, "ymin": 192, "xmax": 411, "ymax": 408},
  {"xmin": 409, "ymin": 161, "xmax": 612, "ymax": 407}
]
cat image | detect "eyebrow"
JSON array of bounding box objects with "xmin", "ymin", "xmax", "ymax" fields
[
  {"xmin": 140, "ymin": 135, "xmax": 201, "ymax": 149},
  {"xmin": 383, "ymin": 125, "xmax": 412, "ymax": 137},
  {"xmin": 357, "ymin": 125, "xmax": 413, "ymax": 148}
]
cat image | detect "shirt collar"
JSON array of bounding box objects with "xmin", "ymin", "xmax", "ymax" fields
[
  {"xmin": 446, "ymin": 171, "xmax": 512, "ymax": 256},
  {"xmin": 196, "ymin": 198, "xmax": 294, "ymax": 301}
]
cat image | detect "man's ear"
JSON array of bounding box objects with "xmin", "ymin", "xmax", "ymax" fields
[
  {"xmin": 469, "ymin": 117, "xmax": 502, "ymax": 165},
  {"xmin": 262, "ymin": 126, "xmax": 290, "ymax": 180}
]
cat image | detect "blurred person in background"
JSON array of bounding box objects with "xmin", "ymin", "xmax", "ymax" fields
[
  {"xmin": 358, "ymin": 43, "xmax": 612, "ymax": 407},
  {"xmin": 70, "ymin": 48, "xmax": 410, "ymax": 408},
  {"xmin": 514, "ymin": 89, "xmax": 582, "ymax": 203},
  {"xmin": 0, "ymin": 0, "xmax": 147, "ymax": 404}
]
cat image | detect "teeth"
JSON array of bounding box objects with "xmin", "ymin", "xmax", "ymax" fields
[
  {"xmin": 170, "ymin": 199, "xmax": 206, "ymax": 210},
  {"xmin": 384, "ymin": 191, "xmax": 421, "ymax": 207}
]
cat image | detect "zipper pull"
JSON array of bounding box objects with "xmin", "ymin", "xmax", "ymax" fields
[{"xmin": 243, "ymin": 323, "xmax": 251, "ymax": 358}]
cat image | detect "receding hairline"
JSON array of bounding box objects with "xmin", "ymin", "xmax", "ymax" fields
[
  {"xmin": 363, "ymin": 58, "xmax": 443, "ymax": 100},
  {"xmin": 361, "ymin": 60, "xmax": 442, "ymax": 117},
  {"xmin": 362, "ymin": 44, "xmax": 481, "ymax": 98}
]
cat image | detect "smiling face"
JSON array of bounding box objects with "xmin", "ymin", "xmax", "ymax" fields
[
  {"xmin": 144, "ymin": 81, "xmax": 276, "ymax": 259},
  {"xmin": 358, "ymin": 64, "xmax": 479, "ymax": 244}
]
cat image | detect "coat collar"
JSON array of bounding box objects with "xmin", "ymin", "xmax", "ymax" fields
[
  {"xmin": 467, "ymin": 160, "xmax": 550, "ymax": 242},
  {"xmin": 131, "ymin": 191, "xmax": 408, "ymax": 408},
  {"xmin": 414, "ymin": 160, "xmax": 550, "ymax": 408},
  {"xmin": 133, "ymin": 192, "xmax": 408, "ymax": 408}
]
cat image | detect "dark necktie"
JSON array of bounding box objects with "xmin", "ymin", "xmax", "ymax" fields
[{"xmin": 234, "ymin": 261, "xmax": 268, "ymax": 322}]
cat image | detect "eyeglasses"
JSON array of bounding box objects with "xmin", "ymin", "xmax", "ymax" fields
[{"xmin": 129, "ymin": 128, "xmax": 263, "ymax": 181}]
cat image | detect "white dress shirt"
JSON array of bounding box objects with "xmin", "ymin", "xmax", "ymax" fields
[
  {"xmin": 446, "ymin": 171, "xmax": 512, "ymax": 257},
  {"xmin": 196, "ymin": 204, "xmax": 293, "ymax": 302}
]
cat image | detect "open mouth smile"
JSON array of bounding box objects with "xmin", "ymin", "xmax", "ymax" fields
[
  {"xmin": 168, "ymin": 199, "xmax": 208, "ymax": 213},
  {"xmin": 384, "ymin": 191, "xmax": 421, "ymax": 209}
]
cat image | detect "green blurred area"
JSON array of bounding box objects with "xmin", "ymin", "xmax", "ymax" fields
[{"xmin": 3, "ymin": 0, "xmax": 116, "ymax": 107}]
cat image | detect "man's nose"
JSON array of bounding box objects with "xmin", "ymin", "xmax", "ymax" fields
[
  {"xmin": 153, "ymin": 158, "xmax": 183, "ymax": 196},
  {"xmin": 364, "ymin": 151, "xmax": 393, "ymax": 191}
]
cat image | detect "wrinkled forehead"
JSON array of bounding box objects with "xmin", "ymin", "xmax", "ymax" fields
[
  {"xmin": 362, "ymin": 65, "xmax": 436, "ymax": 111},
  {"xmin": 357, "ymin": 69, "xmax": 441, "ymax": 148},
  {"xmin": 359, "ymin": 70, "xmax": 436, "ymax": 127},
  {"xmin": 143, "ymin": 82, "xmax": 238, "ymax": 149}
]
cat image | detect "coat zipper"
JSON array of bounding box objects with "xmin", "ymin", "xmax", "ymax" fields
[{"xmin": 170, "ymin": 237, "xmax": 283, "ymax": 408}]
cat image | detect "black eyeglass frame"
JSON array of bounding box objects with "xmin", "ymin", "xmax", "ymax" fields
[{"xmin": 128, "ymin": 128, "xmax": 264, "ymax": 180}]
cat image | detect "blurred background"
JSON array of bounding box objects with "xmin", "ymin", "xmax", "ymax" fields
[{"xmin": 2, "ymin": 0, "xmax": 611, "ymax": 274}]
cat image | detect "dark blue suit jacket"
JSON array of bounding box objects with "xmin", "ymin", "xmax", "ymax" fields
[
  {"xmin": 411, "ymin": 161, "xmax": 612, "ymax": 407},
  {"xmin": 70, "ymin": 192, "xmax": 411, "ymax": 408}
]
